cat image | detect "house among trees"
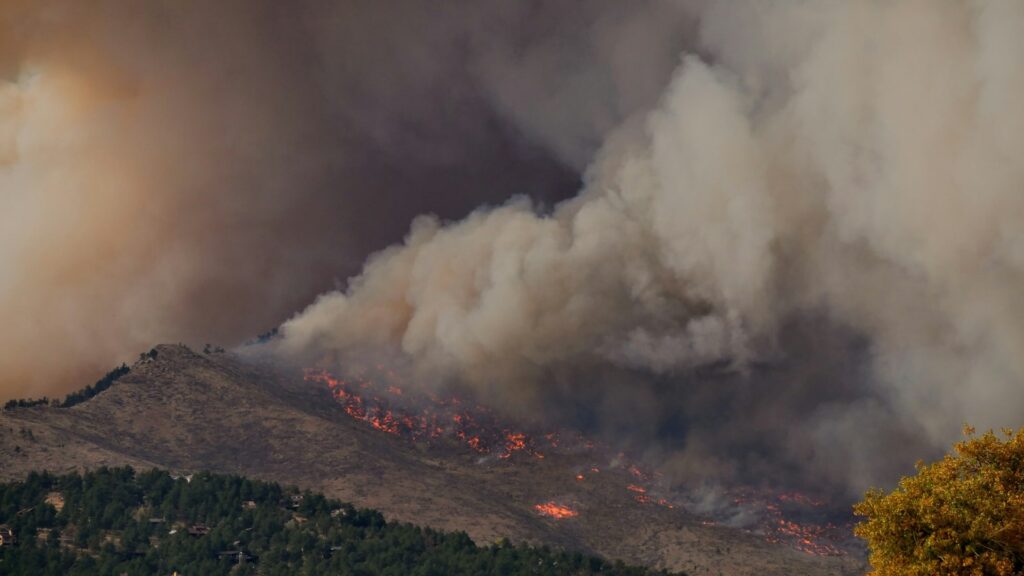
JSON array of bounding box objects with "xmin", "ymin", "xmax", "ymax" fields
[
  {"xmin": 187, "ymin": 524, "xmax": 210, "ymax": 537},
  {"xmin": 59, "ymin": 532, "xmax": 75, "ymax": 546},
  {"xmin": 0, "ymin": 525, "xmax": 15, "ymax": 546},
  {"xmin": 218, "ymin": 550, "xmax": 255, "ymax": 565},
  {"xmin": 44, "ymin": 492, "xmax": 65, "ymax": 512}
]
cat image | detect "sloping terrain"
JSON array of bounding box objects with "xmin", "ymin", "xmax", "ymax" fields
[{"xmin": 0, "ymin": 345, "xmax": 865, "ymax": 575}]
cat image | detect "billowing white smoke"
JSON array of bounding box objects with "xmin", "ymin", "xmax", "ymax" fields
[{"xmin": 279, "ymin": 1, "xmax": 1024, "ymax": 492}]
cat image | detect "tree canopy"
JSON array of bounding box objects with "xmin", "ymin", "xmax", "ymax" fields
[{"xmin": 854, "ymin": 426, "xmax": 1024, "ymax": 576}]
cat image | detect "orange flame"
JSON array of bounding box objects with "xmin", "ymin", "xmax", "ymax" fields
[
  {"xmin": 305, "ymin": 368, "xmax": 558, "ymax": 459},
  {"xmin": 533, "ymin": 502, "xmax": 578, "ymax": 519}
]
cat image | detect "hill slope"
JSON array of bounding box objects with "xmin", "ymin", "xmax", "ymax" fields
[{"xmin": 0, "ymin": 345, "xmax": 864, "ymax": 575}]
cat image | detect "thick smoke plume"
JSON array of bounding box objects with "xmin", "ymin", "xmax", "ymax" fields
[
  {"xmin": 279, "ymin": 0, "xmax": 1024, "ymax": 494},
  {"xmin": 2, "ymin": 1, "xmax": 688, "ymax": 398},
  {"xmin": 5, "ymin": 0, "xmax": 1023, "ymax": 498}
]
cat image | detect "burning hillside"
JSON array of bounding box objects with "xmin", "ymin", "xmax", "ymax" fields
[
  {"xmin": 303, "ymin": 364, "xmax": 855, "ymax": 559},
  {"xmin": 304, "ymin": 367, "xmax": 553, "ymax": 459},
  {"xmin": 3, "ymin": 10, "xmax": 1018, "ymax": 576},
  {"xmin": 0, "ymin": 345, "xmax": 863, "ymax": 575}
]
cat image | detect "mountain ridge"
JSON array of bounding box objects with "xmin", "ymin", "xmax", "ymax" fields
[{"xmin": 0, "ymin": 344, "xmax": 864, "ymax": 576}]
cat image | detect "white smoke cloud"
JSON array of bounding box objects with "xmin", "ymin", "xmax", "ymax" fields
[{"xmin": 279, "ymin": 0, "xmax": 1024, "ymax": 492}]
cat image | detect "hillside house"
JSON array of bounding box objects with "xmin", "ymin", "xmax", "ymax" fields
[
  {"xmin": 187, "ymin": 524, "xmax": 210, "ymax": 537},
  {"xmin": 44, "ymin": 492, "xmax": 65, "ymax": 512},
  {"xmin": 218, "ymin": 550, "xmax": 254, "ymax": 565},
  {"xmin": 53, "ymin": 526, "xmax": 76, "ymax": 546},
  {"xmin": 0, "ymin": 526, "xmax": 15, "ymax": 546}
]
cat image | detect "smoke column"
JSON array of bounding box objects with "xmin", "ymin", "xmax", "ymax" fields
[
  {"xmin": 1, "ymin": 1, "xmax": 688, "ymax": 398},
  {"xmin": 278, "ymin": 0, "xmax": 1024, "ymax": 494},
  {"xmin": 4, "ymin": 0, "xmax": 1023, "ymax": 496}
]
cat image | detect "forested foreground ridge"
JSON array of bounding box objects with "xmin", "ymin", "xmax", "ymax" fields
[{"xmin": 0, "ymin": 468, "xmax": 683, "ymax": 576}]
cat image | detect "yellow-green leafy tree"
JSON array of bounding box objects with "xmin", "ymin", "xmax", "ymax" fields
[{"xmin": 854, "ymin": 426, "xmax": 1024, "ymax": 576}]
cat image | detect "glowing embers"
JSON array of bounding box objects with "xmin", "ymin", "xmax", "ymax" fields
[
  {"xmin": 304, "ymin": 367, "xmax": 554, "ymax": 459},
  {"xmin": 499, "ymin": 432, "xmax": 530, "ymax": 459},
  {"xmin": 766, "ymin": 517, "xmax": 846, "ymax": 557},
  {"xmin": 307, "ymin": 369, "xmax": 402, "ymax": 435},
  {"xmin": 533, "ymin": 502, "xmax": 578, "ymax": 519},
  {"xmin": 624, "ymin": 482, "xmax": 675, "ymax": 509},
  {"xmin": 725, "ymin": 488, "xmax": 849, "ymax": 557}
]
